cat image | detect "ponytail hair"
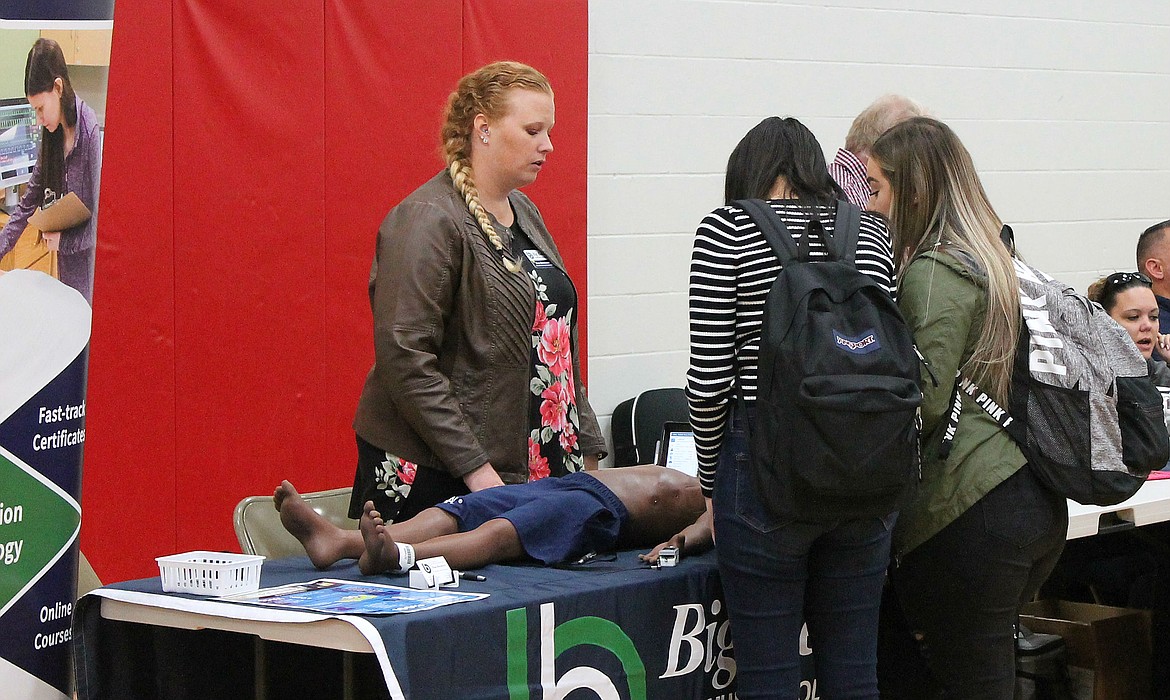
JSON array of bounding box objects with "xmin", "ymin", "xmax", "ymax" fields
[
  {"xmin": 24, "ymin": 38, "xmax": 77, "ymax": 203},
  {"xmin": 441, "ymin": 61, "xmax": 552, "ymax": 273}
]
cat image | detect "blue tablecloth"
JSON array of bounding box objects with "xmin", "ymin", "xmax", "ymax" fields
[{"xmin": 75, "ymin": 549, "xmax": 740, "ymax": 699}]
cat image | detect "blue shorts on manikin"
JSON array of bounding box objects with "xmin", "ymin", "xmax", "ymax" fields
[{"xmin": 435, "ymin": 472, "xmax": 629, "ymax": 565}]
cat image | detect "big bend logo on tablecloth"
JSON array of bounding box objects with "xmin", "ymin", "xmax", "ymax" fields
[{"xmin": 504, "ymin": 600, "xmax": 738, "ymax": 700}]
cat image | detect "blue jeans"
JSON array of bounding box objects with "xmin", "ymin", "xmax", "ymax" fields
[{"xmin": 715, "ymin": 416, "xmax": 893, "ymax": 699}]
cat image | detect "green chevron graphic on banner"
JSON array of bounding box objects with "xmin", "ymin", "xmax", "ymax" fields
[{"xmin": 0, "ymin": 452, "xmax": 81, "ymax": 615}]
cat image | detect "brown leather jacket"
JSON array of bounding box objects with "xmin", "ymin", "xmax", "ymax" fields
[{"xmin": 353, "ymin": 171, "xmax": 606, "ymax": 484}]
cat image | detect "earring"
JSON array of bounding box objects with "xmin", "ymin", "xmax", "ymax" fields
[{"xmin": 480, "ymin": 134, "xmax": 489, "ymax": 144}]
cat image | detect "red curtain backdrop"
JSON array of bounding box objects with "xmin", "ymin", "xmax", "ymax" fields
[{"xmin": 84, "ymin": 0, "xmax": 588, "ymax": 582}]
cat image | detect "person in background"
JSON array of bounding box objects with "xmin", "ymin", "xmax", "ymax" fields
[
  {"xmin": 0, "ymin": 38, "xmax": 101, "ymax": 304},
  {"xmin": 828, "ymin": 94, "xmax": 925, "ymax": 209},
  {"xmin": 1087, "ymin": 271, "xmax": 1170, "ymax": 384},
  {"xmin": 866, "ymin": 117, "xmax": 1068, "ymax": 699},
  {"xmin": 1136, "ymin": 220, "xmax": 1170, "ymax": 336},
  {"xmin": 1054, "ymin": 270, "xmax": 1170, "ymax": 697},
  {"xmin": 347, "ymin": 61, "xmax": 606, "ymax": 539},
  {"xmin": 688, "ymin": 116, "xmax": 897, "ymax": 699}
]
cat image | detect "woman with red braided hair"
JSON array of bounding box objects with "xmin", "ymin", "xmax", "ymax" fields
[{"xmin": 346, "ymin": 61, "xmax": 606, "ymax": 533}]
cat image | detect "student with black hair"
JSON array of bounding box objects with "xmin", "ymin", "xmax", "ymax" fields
[{"xmin": 687, "ymin": 116, "xmax": 897, "ymax": 698}]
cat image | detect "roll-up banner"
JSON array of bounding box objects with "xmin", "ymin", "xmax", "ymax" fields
[{"xmin": 0, "ymin": 2, "xmax": 111, "ymax": 697}]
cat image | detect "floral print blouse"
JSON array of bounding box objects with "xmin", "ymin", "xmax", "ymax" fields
[{"xmin": 511, "ymin": 222, "xmax": 586, "ymax": 479}]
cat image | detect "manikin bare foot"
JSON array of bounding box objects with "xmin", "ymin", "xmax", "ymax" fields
[
  {"xmin": 358, "ymin": 500, "xmax": 400, "ymax": 576},
  {"xmin": 273, "ymin": 480, "xmax": 354, "ymax": 570}
]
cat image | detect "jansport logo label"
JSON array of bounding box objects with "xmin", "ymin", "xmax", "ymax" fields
[{"xmin": 834, "ymin": 329, "xmax": 880, "ymax": 354}]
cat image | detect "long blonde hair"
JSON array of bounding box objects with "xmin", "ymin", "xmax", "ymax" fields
[
  {"xmin": 441, "ymin": 61, "xmax": 552, "ymax": 273},
  {"xmin": 872, "ymin": 117, "xmax": 1020, "ymax": 404}
]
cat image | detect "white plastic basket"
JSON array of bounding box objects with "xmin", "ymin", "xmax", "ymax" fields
[{"xmin": 156, "ymin": 551, "xmax": 264, "ymax": 595}]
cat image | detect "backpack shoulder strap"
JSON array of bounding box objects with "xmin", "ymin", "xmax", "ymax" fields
[
  {"xmin": 830, "ymin": 199, "xmax": 862, "ymax": 266},
  {"xmin": 734, "ymin": 199, "xmax": 800, "ymax": 266},
  {"xmin": 939, "ymin": 370, "xmax": 1016, "ymax": 460},
  {"xmin": 1000, "ymin": 224, "xmax": 1016, "ymax": 256}
]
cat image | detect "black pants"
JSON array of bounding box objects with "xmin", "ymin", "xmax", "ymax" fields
[
  {"xmin": 348, "ymin": 434, "xmax": 468, "ymax": 521},
  {"xmin": 878, "ymin": 466, "xmax": 1067, "ymax": 699}
]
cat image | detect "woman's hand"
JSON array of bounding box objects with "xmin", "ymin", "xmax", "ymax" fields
[
  {"xmin": 463, "ymin": 462, "xmax": 505, "ymax": 492},
  {"xmin": 41, "ymin": 231, "xmax": 61, "ymax": 252},
  {"xmin": 640, "ymin": 505, "xmax": 715, "ymax": 563},
  {"xmin": 1159, "ymin": 334, "xmax": 1170, "ymax": 353}
]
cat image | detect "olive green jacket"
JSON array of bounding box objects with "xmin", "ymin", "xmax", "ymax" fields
[{"xmin": 894, "ymin": 250, "xmax": 1026, "ymax": 557}]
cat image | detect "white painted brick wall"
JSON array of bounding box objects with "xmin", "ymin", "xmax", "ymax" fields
[{"xmin": 587, "ymin": 0, "xmax": 1170, "ymax": 464}]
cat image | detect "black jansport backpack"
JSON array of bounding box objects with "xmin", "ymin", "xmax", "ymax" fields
[
  {"xmin": 734, "ymin": 199, "xmax": 922, "ymax": 522},
  {"xmin": 941, "ymin": 228, "xmax": 1169, "ymax": 506}
]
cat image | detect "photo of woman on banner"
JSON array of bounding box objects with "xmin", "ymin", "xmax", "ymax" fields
[
  {"xmin": 348, "ymin": 61, "xmax": 606, "ymax": 528},
  {"xmin": 0, "ymin": 38, "xmax": 101, "ymax": 305}
]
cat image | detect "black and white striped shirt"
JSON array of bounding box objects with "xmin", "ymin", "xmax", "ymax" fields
[{"xmin": 687, "ymin": 200, "xmax": 896, "ymax": 496}]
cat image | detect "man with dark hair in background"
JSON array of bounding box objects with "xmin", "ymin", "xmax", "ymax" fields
[
  {"xmin": 828, "ymin": 94, "xmax": 926, "ymax": 209},
  {"xmin": 1137, "ymin": 219, "xmax": 1170, "ymax": 334}
]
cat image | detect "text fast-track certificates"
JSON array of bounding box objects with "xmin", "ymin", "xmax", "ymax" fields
[{"xmin": 217, "ymin": 578, "xmax": 488, "ymax": 616}]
